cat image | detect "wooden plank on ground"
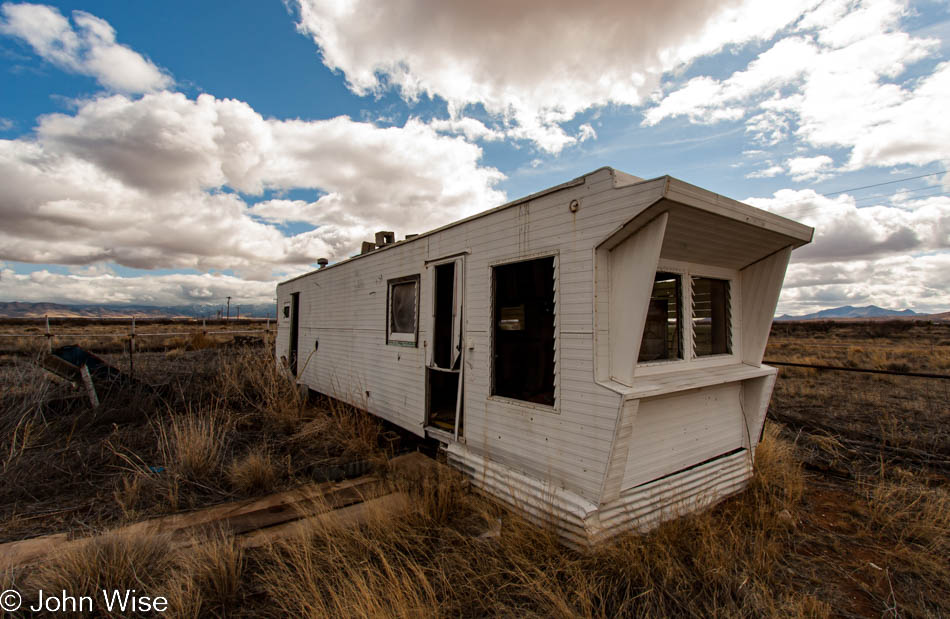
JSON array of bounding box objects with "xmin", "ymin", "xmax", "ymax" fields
[
  {"xmin": 0, "ymin": 451, "xmax": 438, "ymax": 571},
  {"xmin": 239, "ymin": 492, "xmax": 410, "ymax": 549}
]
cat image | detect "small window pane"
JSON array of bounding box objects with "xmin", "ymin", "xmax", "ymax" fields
[
  {"xmin": 639, "ymin": 272, "xmax": 682, "ymax": 362},
  {"xmin": 692, "ymin": 277, "xmax": 731, "ymax": 356},
  {"xmin": 390, "ymin": 281, "xmax": 416, "ymax": 334}
]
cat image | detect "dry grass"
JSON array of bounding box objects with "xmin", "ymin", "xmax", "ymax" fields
[
  {"xmin": 15, "ymin": 528, "xmax": 245, "ymax": 618},
  {"xmin": 165, "ymin": 530, "xmax": 245, "ymax": 618},
  {"xmin": 160, "ymin": 410, "xmax": 230, "ymax": 482},
  {"xmin": 0, "ymin": 344, "xmax": 391, "ymax": 542},
  {"xmin": 254, "ymin": 427, "xmax": 822, "ymax": 618},
  {"xmin": 228, "ymin": 447, "xmax": 279, "ymax": 494},
  {"xmin": 2, "ymin": 319, "xmax": 948, "ymax": 617},
  {"xmin": 28, "ymin": 532, "xmax": 174, "ymax": 618}
]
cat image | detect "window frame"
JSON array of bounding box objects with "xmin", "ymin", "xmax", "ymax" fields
[
  {"xmin": 487, "ymin": 250, "xmax": 560, "ymax": 413},
  {"xmin": 636, "ymin": 259, "xmax": 739, "ymax": 376},
  {"xmin": 690, "ymin": 274, "xmax": 733, "ymax": 359},
  {"xmin": 637, "ymin": 270, "xmax": 685, "ymax": 364},
  {"xmin": 386, "ymin": 274, "xmax": 421, "ymax": 347}
]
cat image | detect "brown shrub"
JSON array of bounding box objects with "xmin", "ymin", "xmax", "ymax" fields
[
  {"xmin": 29, "ymin": 533, "xmax": 174, "ymax": 618},
  {"xmin": 159, "ymin": 410, "xmax": 229, "ymax": 482},
  {"xmin": 227, "ymin": 447, "xmax": 279, "ymax": 494},
  {"xmin": 166, "ymin": 530, "xmax": 245, "ymax": 618}
]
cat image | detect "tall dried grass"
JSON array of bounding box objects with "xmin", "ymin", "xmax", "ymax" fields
[
  {"xmin": 158, "ymin": 409, "xmax": 230, "ymax": 482},
  {"xmin": 253, "ymin": 427, "xmax": 823, "ymax": 618},
  {"xmin": 165, "ymin": 529, "xmax": 245, "ymax": 617},
  {"xmin": 28, "ymin": 532, "xmax": 174, "ymax": 618},
  {"xmin": 227, "ymin": 447, "xmax": 279, "ymax": 494},
  {"xmin": 214, "ymin": 348, "xmax": 304, "ymax": 432}
]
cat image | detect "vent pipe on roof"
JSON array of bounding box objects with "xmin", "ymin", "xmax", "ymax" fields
[
  {"xmin": 317, "ymin": 258, "xmax": 329, "ymax": 269},
  {"xmin": 375, "ymin": 231, "xmax": 395, "ymax": 247}
]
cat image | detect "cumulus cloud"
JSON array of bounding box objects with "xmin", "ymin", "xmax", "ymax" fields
[
  {"xmin": 0, "ymin": 265, "xmax": 279, "ymax": 306},
  {"xmin": 292, "ymin": 0, "xmax": 820, "ymax": 153},
  {"xmin": 748, "ymin": 189, "xmax": 950, "ymax": 263},
  {"xmin": 746, "ymin": 164, "xmax": 784, "ymax": 178},
  {"xmin": 0, "ymin": 92, "xmax": 506, "ymax": 274},
  {"xmin": 786, "ymin": 155, "xmax": 835, "ymax": 181},
  {"xmin": 746, "ymin": 188, "xmax": 950, "ymax": 314},
  {"xmin": 646, "ymin": 0, "xmax": 949, "ymax": 175},
  {"xmin": 0, "ymin": 2, "xmax": 172, "ymax": 92},
  {"xmin": 777, "ymin": 253, "xmax": 950, "ymax": 315}
]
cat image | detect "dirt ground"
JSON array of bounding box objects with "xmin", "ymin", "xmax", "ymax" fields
[{"xmin": 763, "ymin": 320, "xmax": 950, "ymax": 616}]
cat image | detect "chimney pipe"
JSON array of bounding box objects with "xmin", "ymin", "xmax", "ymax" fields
[
  {"xmin": 375, "ymin": 231, "xmax": 395, "ymax": 247},
  {"xmin": 317, "ymin": 258, "xmax": 329, "ymax": 269}
]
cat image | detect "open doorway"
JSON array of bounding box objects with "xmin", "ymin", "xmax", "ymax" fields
[{"xmin": 426, "ymin": 259, "xmax": 463, "ymax": 437}]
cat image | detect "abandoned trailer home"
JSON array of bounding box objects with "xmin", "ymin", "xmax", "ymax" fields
[{"xmin": 275, "ymin": 167, "xmax": 813, "ymax": 546}]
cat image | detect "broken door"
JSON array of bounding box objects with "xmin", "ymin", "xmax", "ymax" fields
[{"xmin": 426, "ymin": 257, "xmax": 464, "ymax": 438}]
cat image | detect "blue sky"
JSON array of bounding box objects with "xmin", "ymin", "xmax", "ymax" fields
[{"xmin": 1, "ymin": 0, "xmax": 948, "ymax": 314}]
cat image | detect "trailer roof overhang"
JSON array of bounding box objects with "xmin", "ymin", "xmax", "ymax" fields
[{"xmin": 598, "ymin": 176, "xmax": 813, "ymax": 270}]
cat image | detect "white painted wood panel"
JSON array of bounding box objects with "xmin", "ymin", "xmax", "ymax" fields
[
  {"xmin": 740, "ymin": 246, "xmax": 792, "ymax": 365},
  {"xmin": 621, "ymin": 383, "xmax": 744, "ymax": 490},
  {"xmin": 607, "ymin": 213, "xmax": 668, "ymax": 386}
]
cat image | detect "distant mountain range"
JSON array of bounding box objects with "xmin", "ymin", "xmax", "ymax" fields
[
  {"xmin": 0, "ymin": 301, "xmax": 276, "ymax": 319},
  {"xmin": 0, "ymin": 301, "xmax": 945, "ymax": 322},
  {"xmin": 775, "ymin": 305, "xmax": 942, "ymax": 321}
]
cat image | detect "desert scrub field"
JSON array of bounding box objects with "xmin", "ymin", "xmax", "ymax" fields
[
  {"xmin": 0, "ymin": 319, "xmax": 947, "ymax": 617},
  {"xmin": 0, "ymin": 344, "xmax": 390, "ymax": 544},
  {"xmin": 0, "ymin": 317, "xmax": 273, "ymax": 359}
]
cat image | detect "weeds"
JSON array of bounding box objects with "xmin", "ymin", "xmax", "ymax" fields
[
  {"xmin": 227, "ymin": 447, "xmax": 279, "ymax": 494},
  {"xmin": 29, "ymin": 532, "xmax": 174, "ymax": 618},
  {"xmin": 2, "ymin": 320, "xmax": 949, "ymax": 616},
  {"xmin": 166, "ymin": 529, "xmax": 245, "ymax": 617},
  {"xmin": 159, "ymin": 409, "xmax": 230, "ymax": 482}
]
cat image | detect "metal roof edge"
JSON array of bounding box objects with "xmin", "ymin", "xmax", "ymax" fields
[
  {"xmin": 661, "ymin": 176, "xmax": 814, "ymax": 245},
  {"xmin": 278, "ymin": 167, "xmax": 623, "ymax": 286}
]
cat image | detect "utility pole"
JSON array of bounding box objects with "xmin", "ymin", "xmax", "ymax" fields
[{"xmin": 226, "ymin": 296, "xmax": 231, "ymax": 321}]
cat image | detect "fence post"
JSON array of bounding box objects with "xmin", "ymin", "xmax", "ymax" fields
[
  {"xmin": 129, "ymin": 316, "xmax": 135, "ymax": 380},
  {"xmin": 45, "ymin": 315, "xmax": 52, "ymax": 353}
]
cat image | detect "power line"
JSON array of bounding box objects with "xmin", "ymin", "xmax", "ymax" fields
[
  {"xmin": 775, "ymin": 191, "xmax": 950, "ymax": 220},
  {"xmin": 850, "ymin": 183, "xmax": 945, "ymax": 204},
  {"xmin": 821, "ymin": 170, "xmax": 946, "ymax": 197},
  {"xmin": 769, "ymin": 170, "xmax": 948, "ymax": 216}
]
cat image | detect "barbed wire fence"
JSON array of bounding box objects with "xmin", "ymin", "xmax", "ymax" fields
[{"xmin": 0, "ymin": 316, "xmax": 276, "ymax": 380}]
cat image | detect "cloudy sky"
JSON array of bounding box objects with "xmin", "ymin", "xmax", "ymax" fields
[{"xmin": 0, "ymin": 0, "xmax": 948, "ymax": 315}]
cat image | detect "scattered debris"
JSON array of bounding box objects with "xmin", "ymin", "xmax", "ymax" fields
[{"xmin": 39, "ymin": 345, "xmax": 156, "ymax": 407}]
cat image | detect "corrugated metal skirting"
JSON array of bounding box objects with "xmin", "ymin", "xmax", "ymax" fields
[{"xmin": 447, "ymin": 444, "xmax": 752, "ymax": 548}]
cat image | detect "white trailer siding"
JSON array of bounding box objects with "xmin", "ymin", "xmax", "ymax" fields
[
  {"xmin": 277, "ymin": 167, "xmax": 813, "ymax": 540},
  {"xmin": 277, "ymin": 242, "xmax": 429, "ymax": 433}
]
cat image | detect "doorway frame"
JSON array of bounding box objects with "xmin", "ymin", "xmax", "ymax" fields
[{"xmin": 425, "ymin": 254, "xmax": 466, "ymax": 441}]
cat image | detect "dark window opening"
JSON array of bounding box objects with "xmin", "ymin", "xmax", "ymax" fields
[
  {"xmin": 433, "ymin": 262, "xmax": 455, "ymax": 368},
  {"xmin": 387, "ymin": 275, "xmax": 419, "ymax": 345},
  {"xmin": 492, "ymin": 256, "xmax": 555, "ymax": 406},
  {"xmin": 692, "ymin": 276, "xmax": 731, "ymax": 356},
  {"xmin": 638, "ymin": 272, "xmax": 682, "ymax": 362}
]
